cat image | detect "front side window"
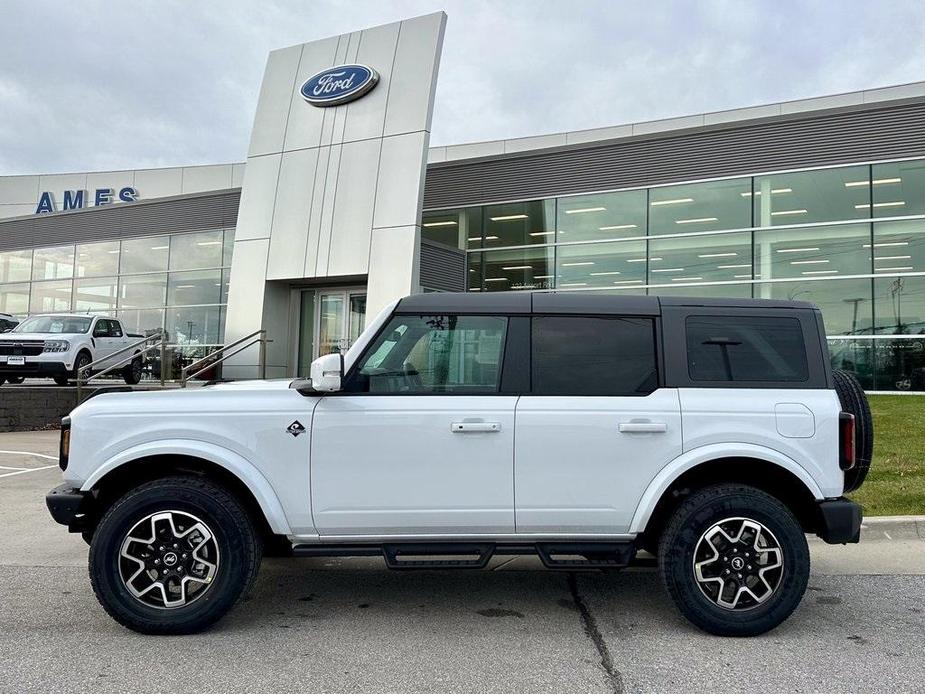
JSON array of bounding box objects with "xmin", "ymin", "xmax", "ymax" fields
[
  {"xmin": 686, "ymin": 315, "xmax": 808, "ymax": 382},
  {"xmin": 532, "ymin": 316, "xmax": 657, "ymax": 396},
  {"xmin": 348, "ymin": 315, "xmax": 507, "ymax": 394}
]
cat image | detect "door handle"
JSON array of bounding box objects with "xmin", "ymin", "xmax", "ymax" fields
[
  {"xmin": 451, "ymin": 422, "xmax": 502, "ymax": 433},
  {"xmin": 618, "ymin": 421, "xmax": 667, "ymax": 433}
]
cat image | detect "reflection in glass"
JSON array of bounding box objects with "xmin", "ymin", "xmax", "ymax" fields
[
  {"xmin": 649, "ymin": 232, "xmax": 752, "ymax": 284},
  {"xmin": 117, "ymin": 308, "xmax": 164, "ymax": 336},
  {"xmin": 556, "ymin": 190, "xmax": 646, "ymax": 242},
  {"xmin": 349, "ymin": 294, "xmax": 367, "ymax": 348},
  {"xmin": 168, "ymin": 230, "xmax": 224, "ymax": 271},
  {"xmin": 649, "ymin": 179, "xmax": 750, "ymax": 235},
  {"xmin": 222, "ymin": 229, "xmax": 235, "ymax": 266},
  {"xmin": 167, "ymin": 270, "xmax": 223, "ymax": 306},
  {"xmin": 121, "ymin": 236, "xmax": 170, "ymax": 274},
  {"xmin": 0, "ymin": 250, "xmax": 32, "ymax": 283},
  {"xmin": 754, "ymin": 224, "xmax": 870, "ymax": 281},
  {"xmin": 755, "ymin": 278, "xmax": 873, "ymax": 335},
  {"xmin": 76, "ymin": 241, "xmax": 119, "ymax": 278},
  {"xmin": 119, "ymin": 273, "xmax": 168, "ymax": 309},
  {"xmin": 30, "ymin": 279, "xmax": 73, "ymax": 313},
  {"xmin": 874, "ymin": 276, "xmax": 925, "ymax": 335},
  {"xmin": 297, "ymin": 291, "xmax": 315, "ymax": 377},
  {"xmin": 466, "ymin": 253, "xmax": 483, "ymax": 291},
  {"xmin": 477, "ymin": 246, "xmax": 555, "ymax": 292},
  {"xmin": 318, "ymin": 294, "xmax": 345, "ymax": 355},
  {"xmin": 483, "ymin": 200, "xmax": 555, "ymax": 248},
  {"xmin": 32, "ymin": 246, "xmax": 75, "ymax": 281},
  {"xmin": 871, "ymin": 160, "xmax": 925, "ymax": 218},
  {"xmin": 422, "ymin": 208, "xmax": 481, "ymax": 249},
  {"xmin": 555, "ymin": 240, "xmax": 646, "ymax": 290},
  {"xmin": 167, "ymin": 306, "xmax": 223, "ymax": 344},
  {"xmin": 827, "ymin": 339, "xmax": 875, "ymax": 390},
  {"xmin": 871, "ymin": 220, "xmax": 924, "ymax": 277},
  {"xmin": 74, "ymin": 277, "xmax": 118, "ymax": 311},
  {"xmin": 0, "ymin": 283, "xmax": 30, "ymax": 315},
  {"xmin": 753, "ymin": 166, "xmax": 869, "ymax": 226}
]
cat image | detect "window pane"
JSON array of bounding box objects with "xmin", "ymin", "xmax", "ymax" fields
[
  {"xmin": 466, "ymin": 253, "xmax": 483, "ymax": 291},
  {"xmin": 0, "ymin": 250, "xmax": 32, "ymax": 283},
  {"xmin": 649, "ymin": 179, "xmax": 750, "ymax": 235},
  {"xmin": 686, "ymin": 315, "xmax": 808, "ymax": 382},
  {"xmin": 422, "ymin": 208, "xmax": 481, "ymax": 249},
  {"xmin": 479, "ymin": 246, "xmax": 555, "ymax": 292},
  {"xmin": 352, "ymin": 315, "xmax": 507, "ymax": 394},
  {"xmin": 827, "ymin": 339, "xmax": 875, "ymax": 390},
  {"xmin": 121, "ymin": 236, "xmax": 169, "ymax": 274},
  {"xmin": 532, "ymin": 316, "xmax": 656, "ymax": 396},
  {"xmin": 649, "ymin": 282, "xmax": 753, "ymax": 298},
  {"xmin": 119, "ymin": 273, "xmax": 167, "ymax": 309},
  {"xmin": 220, "ymin": 269, "xmax": 230, "ymax": 304},
  {"xmin": 32, "ymin": 245, "xmax": 74, "ymax": 280},
  {"xmin": 753, "ymin": 166, "xmax": 869, "ymax": 226},
  {"xmin": 167, "ymin": 270, "xmax": 222, "ymax": 306},
  {"xmin": 754, "ymin": 223, "xmax": 870, "ymax": 281},
  {"xmin": 117, "ymin": 308, "xmax": 164, "ymax": 337},
  {"xmin": 318, "ymin": 293, "xmax": 345, "ymax": 355},
  {"xmin": 483, "ymin": 200, "xmax": 555, "ymax": 248},
  {"xmin": 75, "ymin": 240, "xmax": 120, "ymax": 277},
  {"xmin": 871, "ymin": 338, "xmax": 925, "ymax": 391},
  {"xmin": 74, "ymin": 277, "xmax": 118, "ymax": 312},
  {"xmin": 648, "ymin": 231, "xmax": 752, "ymax": 285},
  {"xmin": 874, "ymin": 276, "xmax": 925, "ymax": 335},
  {"xmin": 0, "ymin": 283, "xmax": 30, "ymax": 315},
  {"xmin": 30, "ymin": 279, "xmax": 73, "ymax": 313},
  {"xmin": 754, "ymin": 278, "xmax": 872, "ymax": 336},
  {"xmin": 871, "ymin": 160, "xmax": 925, "ymax": 218},
  {"xmin": 556, "ymin": 240, "xmax": 646, "ymax": 290},
  {"xmin": 871, "ymin": 219, "xmax": 924, "ymax": 277},
  {"xmin": 222, "ymin": 229, "xmax": 235, "ymax": 266},
  {"xmin": 169, "ymin": 230, "xmax": 224, "ymax": 270},
  {"xmin": 557, "ymin": 190, "xmax": 646, "ymax": 242},
  {"xmin": 167, "ymin": 305, "xmax": 223, "ymax": 344}
]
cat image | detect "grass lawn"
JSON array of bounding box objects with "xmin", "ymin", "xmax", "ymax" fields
[{"xmin": 849, "ymin": 395, "xmax": 925, "ymax": 517}]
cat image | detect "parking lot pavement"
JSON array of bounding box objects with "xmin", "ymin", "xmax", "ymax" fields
[{"xmin": 1, "ymin": 432, "xmax": 924, "ymax": 694}]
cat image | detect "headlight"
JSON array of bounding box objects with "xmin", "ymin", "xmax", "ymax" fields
[{"xmin": 43, "ymin": 339, "xmax": 70, "ymax": 353}]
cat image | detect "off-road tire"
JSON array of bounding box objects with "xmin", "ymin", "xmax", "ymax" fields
[
  {"xmin": 659, "ymin": 484, "xmax": 809, "ymax": 637},
  {"xmin": 832, "ymin": 368, "xmax": 873, "ymax": 493},
  {"xmin": 89, "ymin": 476, "xmax": 262, "ymax": 634}
]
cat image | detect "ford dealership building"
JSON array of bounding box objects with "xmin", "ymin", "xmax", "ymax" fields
[{"xmin": 0, "ymin": 12, "xmax": 924, "ymax": 389}]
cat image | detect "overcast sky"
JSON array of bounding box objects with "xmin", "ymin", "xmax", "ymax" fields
[{"xmin": 3, "ymin": 0, "xmax": 925, "ymax": 175}]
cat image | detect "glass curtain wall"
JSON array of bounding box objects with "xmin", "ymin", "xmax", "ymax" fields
[
  {"xmin": 424, "ymin": 159, "xmax": 925, "ymax": 391},
  {"xmin": 0, "ymin": 227, "xmax": 234, "ymax": 380}
]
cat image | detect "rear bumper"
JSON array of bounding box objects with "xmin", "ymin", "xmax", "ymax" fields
[
  {"xmin": 816, "ymin": 497, "xmax": 863, "ymax": 544},
  {"xmin": 46, "ymin": 483, "xmax": 92, "ymax": 532},
  {"xmin": 0, "ymin": 361, "xmax": 69, "ymax": 378}
]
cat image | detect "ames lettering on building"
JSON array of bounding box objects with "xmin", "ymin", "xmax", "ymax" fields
[{"xmin": 35, "ymin": 186, "xmax": 138, "ymax": 214}]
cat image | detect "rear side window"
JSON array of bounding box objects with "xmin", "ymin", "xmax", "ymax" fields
[
  {"xmin": 686, "ymin": 316, "xmax": 808, "ymax": 383},
  {"xmin": 532, "ymin": 316, "xmax": 657, "ymax": 396}
]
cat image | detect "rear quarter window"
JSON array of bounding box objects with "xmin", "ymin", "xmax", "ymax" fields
[{"xmin": 686, "ymin": 315, "xmax": 808, "ymax": 383}]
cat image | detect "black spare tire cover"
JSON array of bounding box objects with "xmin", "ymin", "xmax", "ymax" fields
[{"xmin": 832, "ymin": 369, "xmax": 874, "ymax": 493}]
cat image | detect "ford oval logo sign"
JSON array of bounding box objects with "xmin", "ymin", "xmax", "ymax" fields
[{"xmin": 300, "ymin": 64, "xmax": 379, "ymax": 107}]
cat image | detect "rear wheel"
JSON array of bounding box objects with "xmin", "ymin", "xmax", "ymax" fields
[
  {"xmin": 123, "ymin": 356, "xmax": 143, "ymax": 385},
  {"xmin": 658, "ymin": 484, "xmax": 809, "ymax": 637},
  {"xmin": 89, "ymin": 476, "xmax": 262, "ymax": 634}
]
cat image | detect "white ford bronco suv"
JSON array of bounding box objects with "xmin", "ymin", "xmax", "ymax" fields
[
  {"xmin": 0, "ymin": 314, "xmax": 146, "ymax": 386},
  {"xmin": 46, "ymin": 293, "xmax": 871, "ymax": 636}
]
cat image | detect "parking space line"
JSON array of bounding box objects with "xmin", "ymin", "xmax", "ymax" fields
[
  {"xmin": 0, "ymin": 465, "xmax": 27, "ymax": 471},
  {"xmin": 0, "ymin": 449, "xmax": 58, "ymax": 461},
  {"xmin": 0, "ymin": 465, "xmax": 57, "ymax": 479}
]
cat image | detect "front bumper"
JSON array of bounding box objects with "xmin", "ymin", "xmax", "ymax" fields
[
  {"xmin": 816, "ymin": 497, "xmax": 863, "ymax": 544},
  {"xmin": 0, "ymin": 361, "xmax": 69, "ymax": 378},
  {"xmin": 46, "ymin": 483, "xmax": 92, "ymax": 533}
]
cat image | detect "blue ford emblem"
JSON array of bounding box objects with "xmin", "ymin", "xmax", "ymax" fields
[{"xmin": 300, "ymin": 64, "xmax": 379, "ymax": 107}]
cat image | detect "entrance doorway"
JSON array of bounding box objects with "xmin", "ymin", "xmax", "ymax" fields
[{"xmin": 295, "ymin": 287, "xmax": 367, "ymax": 376}]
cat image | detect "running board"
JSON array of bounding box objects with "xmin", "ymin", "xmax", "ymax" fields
[
  {"xmin": 535, "ymin": 542, "xmax": 635, "ymax": 569},
  {"xmin": 382, "ymin": 543, "xmax": 495, "ymax": 570}
]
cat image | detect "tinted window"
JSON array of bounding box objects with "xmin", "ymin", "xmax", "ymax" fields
[
  {"xmin": 532, "ymin": 316, "xmax": 657, "ymax": 396},
  {"xmin": 348, "ymin": 315, "xmax": 507, "ymax": 394},
  {"xmin": 686, "ymin": 316, "xmax": 808, "ymax": 382}
]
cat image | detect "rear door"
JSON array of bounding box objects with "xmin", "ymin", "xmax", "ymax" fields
[
  {"xmin": 311, "ymin": 312, "xmax": 520, "ymax": 536},
  {"xmin": 515, "ymin": 314, "xmax": 682, "ymax": 534}
]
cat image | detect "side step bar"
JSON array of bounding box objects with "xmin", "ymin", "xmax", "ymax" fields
[{"xmin": 291, "ymin": 541, "xmax": 637, "ymax": 570}]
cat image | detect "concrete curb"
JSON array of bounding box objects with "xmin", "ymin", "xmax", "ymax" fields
[{"xmin": 861, "ymin": 515, "xmax": 924, "ymax": 541}]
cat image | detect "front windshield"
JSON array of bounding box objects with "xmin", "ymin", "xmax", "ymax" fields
[{"xmin": 13, "ymin": 315, "xmax": 93, "ymax": 334}]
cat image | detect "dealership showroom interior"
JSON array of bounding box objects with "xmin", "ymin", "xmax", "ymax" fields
[{"xmin": 1, "ymin": 3, "xmax": 924, "ymax": 693}]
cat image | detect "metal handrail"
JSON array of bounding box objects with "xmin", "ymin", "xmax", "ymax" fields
[
  {"xmin": 76, "ymin": 331, "xmax": 167, "ymax": 402},
  {"xmin": 180, "ymin": 329, "xmax": 267, "ymax": 387}
]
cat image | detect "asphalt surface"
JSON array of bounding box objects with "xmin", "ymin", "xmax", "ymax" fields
[{"xmin": 1, "ymin": 430, "xmax": 924, "ymax": 694}]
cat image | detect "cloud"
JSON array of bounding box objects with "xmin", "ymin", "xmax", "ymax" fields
[{"xmin": 2, "ymin": 0, "xmax": 925, "ymax": 174}]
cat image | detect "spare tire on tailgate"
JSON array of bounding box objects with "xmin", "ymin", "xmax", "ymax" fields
[{"xmin": 832, "ymin": 369, "xmax": 873, "ymax": 493}]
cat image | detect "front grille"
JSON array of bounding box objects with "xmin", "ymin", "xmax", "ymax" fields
[{"xmin": 0, "ymin": 341, "xmax": 45, "ymax": 356}]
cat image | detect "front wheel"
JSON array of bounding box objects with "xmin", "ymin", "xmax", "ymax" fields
[
  {"xmin": 658, "ymin": 484, "xmax": 809, "ymax": 637},
  {"xmin": 89, "ymin": 476, "xmax": 262, "ymax": 634}
]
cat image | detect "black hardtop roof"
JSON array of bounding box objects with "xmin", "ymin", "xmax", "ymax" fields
[{"xmin": 394, "ymin": 292, "xmax": 817, "ymax": 315}]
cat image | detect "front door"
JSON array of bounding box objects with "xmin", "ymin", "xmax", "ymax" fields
[
  {"xmin": 515, "ymin": 314, "xmax": 682, "ymax": 534},
  {"xmin": 93, "ymin": 319, "xmax": 126, "ymax": 367},
  {"xmin": 311, "ymin": 312, "xmax": 516, "ymax": 536}
]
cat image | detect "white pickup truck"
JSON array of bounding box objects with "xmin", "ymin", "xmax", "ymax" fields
[
  {"xmin": 0, "ymin": 314, "xmax": 145, "ymax": 386},
  {"xmin": 46, "ymin": 293, "xmax": 871, "ymax": 637}
]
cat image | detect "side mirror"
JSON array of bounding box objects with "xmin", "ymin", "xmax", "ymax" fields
[{"xmin": 309, "ymin": 352, "xmax": 344, "ymax": 392}]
